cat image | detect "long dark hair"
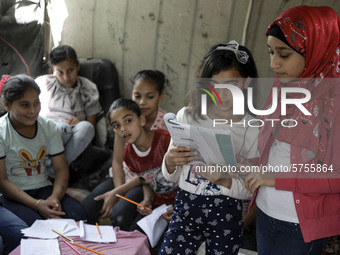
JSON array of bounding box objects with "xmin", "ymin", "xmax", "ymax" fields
[
  {"xmin": 132, "ymin": 70, "xmax": 168, "ymax": 94},
  {"xmin": 50, "ymin": 45, "xmax": 79, "ymax": 66},
  {"xmin": 106, "ymin": 98, "xmax": 142, "ymax": 136},
  {"xmin": 186, "ymin": 42, "xmax": 258, "ymax": 121}
]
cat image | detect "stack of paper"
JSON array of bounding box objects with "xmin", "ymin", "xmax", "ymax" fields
[
  {"xmin": 21, "ymin": 219, "xmax": 80, "ymax": 239},
  {"xmin": 137, "ymin": 204, "xmax": 173, "ymax": 248}
]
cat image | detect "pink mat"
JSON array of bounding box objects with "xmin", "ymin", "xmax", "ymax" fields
[{"xmin": 10, "ymin": 227, "xmax": 151, "ymax": 255}]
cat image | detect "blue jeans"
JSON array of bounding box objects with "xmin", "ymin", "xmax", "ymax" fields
[
  {"xmin": 0, "ymin": 206, "xmax": 28, "ymax": 254},
  {"xmin": 257, "ymin": 208, "xmax": 326, "ymax": 255},
  {"xmin": 48, "ymin": 121, "xmax": 95, "ymax": 177},
  {"xmin": 0, "ymin": 186, "xmax": 86, "ymax": 226}
]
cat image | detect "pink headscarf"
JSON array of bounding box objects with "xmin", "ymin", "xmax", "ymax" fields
[{"xmin": 259, "ymin": 6, "xmax": 340, "ymax": 166}]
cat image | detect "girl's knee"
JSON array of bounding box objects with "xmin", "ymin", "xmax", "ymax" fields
[
  {"xmin": 77, "ymin": 121, "xmax": 95, "ymax": 138},
  {"xmin": 111, "ymin": 213, "xmax": 135, "ymax": 231},
  {"xmin": 78, "ymin": 121, "xmax": 95, "ymax": 132},
  {"xmin": 66, "ymin": 205, "xmax": 87, "ymax": 221}
]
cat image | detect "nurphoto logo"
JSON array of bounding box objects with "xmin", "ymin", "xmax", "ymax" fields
[{"xmin": 197, "ymin": 78, "xmax": 312, "ymax": 128}]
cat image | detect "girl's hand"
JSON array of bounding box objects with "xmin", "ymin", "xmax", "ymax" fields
[
  {"xmin": 244, "ymin": 172, "xmax": 275, "ymax": 194},
  {"xmin": 162, "ymin": 209, "xmax": 173, "ymax": 223},
  {"xmin": 237, "ymin": 155, "xmax": 276, "ymax": 193},
  {"xmin": 36, "ymin": 198, "xmax": 65, "ymax": 219},
  {"xmin": 94, "ymin": 190, "xmax": 119, "ymax": 218},
  {"xmin": 65, "ymin": 117, "xmax": 80, "ymax": 125},
  {"xmin": 137, "ymin": 199, "xmax": 153, "ymax": 216},
  {"xmin": 45, "ymin": 196, "xmax": 62, "ymax": 211},
  {"xmin": 237, "ymin": 155, "xmax": 274, "ymax": 193},
  {"xmin": 165, "ymin": 144, "xmax": 197, "ymax": 168}
]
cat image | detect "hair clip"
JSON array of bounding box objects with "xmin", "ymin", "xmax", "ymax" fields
[
  {"xmin": 0, "ymin": 75, "xmax": 10, "ymax": 95},
  {"xmin": 214, "ymin": 40, "xmax": 249, "ymax": 64}
]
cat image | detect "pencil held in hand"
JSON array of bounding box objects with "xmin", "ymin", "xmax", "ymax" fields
[{"xmin": 116, "ymin": 194, "xmax": 151, "ymax": 210}]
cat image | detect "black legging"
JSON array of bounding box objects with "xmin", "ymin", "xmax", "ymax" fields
[{"xmin": 81, "ymin": 177, "xmax": 144, "ymax": 230}]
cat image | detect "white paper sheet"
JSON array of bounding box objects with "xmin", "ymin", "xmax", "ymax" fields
[
  {"xmin": 79, "ymin": 221, "xmax": 117, "ymax": 243},
  {"xmin": 20, "ymin": 239, "xmax": 60, "ymax": 255},
  {"xmin": 137, "ymin": 204, "xmax": 173, "ymax": 248},
  {"xmin": 50, "ymin": 219, "xmax": 80, "ymax": 236}
]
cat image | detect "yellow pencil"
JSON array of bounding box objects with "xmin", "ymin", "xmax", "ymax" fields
[
  {"xmin": 53, "ymin": 229, "xmax": 103, "ymax": 255},
  {"xmin": 96, "ymin": 223, "xmax": 102, "ymax": 239},
  {"xmin": 116, "ymin": 194, "xmax": 151, "ymax": 210},
  {"xmin": 52, "ymin": 229, "xmax": 73, "ymax": 242},
  {"xmin": 73, "ymin": 242, "xmax": 104, "ymax": 255}
]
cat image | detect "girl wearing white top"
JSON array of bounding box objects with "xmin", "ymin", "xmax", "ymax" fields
[{"xmin": 159, "ymin": 41, "xmax": 259, "ymax": 255}]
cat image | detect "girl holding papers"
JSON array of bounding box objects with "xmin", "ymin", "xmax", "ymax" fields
[{"xmin": 159, "ymin": 41, "xmax": 259, "ymax": 255}]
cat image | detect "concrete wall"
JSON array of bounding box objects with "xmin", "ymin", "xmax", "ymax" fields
[{"xmin": 56, "ymin": 0, "xmax": 340, "ymax": 113}]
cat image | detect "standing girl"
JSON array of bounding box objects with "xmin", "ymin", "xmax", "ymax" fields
[
  {"xmin": 35, "ymin": 45, "xmax": 101, "ymax": 176},
  {"xmin": 243, "ymin": 5, "xmax": 340, "ymax": 255},
  {"xmin": 0, "ymin": 75, "xmax": 86, "ymax": 226},
  {"xmin": 159, "ymin": 41, "xmax": 259, "ymax": 255},
  {"xmin": 82, "ymin": 70, "xmax": 168, "ymax": 229}
]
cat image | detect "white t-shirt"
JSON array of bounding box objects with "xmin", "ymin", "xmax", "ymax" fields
[
  {"xmin": 0, "ymin": 114, "xmax": 64, "ymax": 190},
  {"xmin": 256, "ymin": 139, "xmax": 299, "ymax": 223},
  {"xmin": 162, "ymin": 107, "xmax": 259, "ymax": 199}
]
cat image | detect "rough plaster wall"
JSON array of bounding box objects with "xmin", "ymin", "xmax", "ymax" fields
[{"xmin": 59, "ymin": 0, "xmax": 340, "ymax": 113}]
